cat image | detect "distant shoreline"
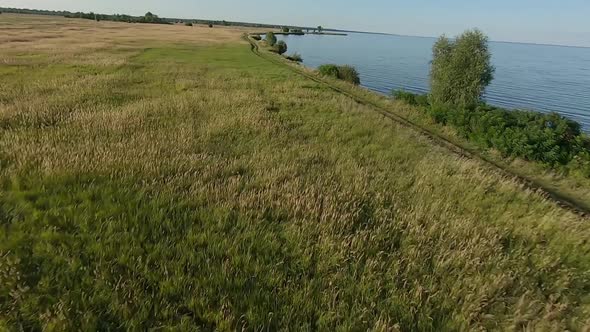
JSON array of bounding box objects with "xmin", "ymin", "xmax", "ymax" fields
[
  {"xmin": 325, "ymin": 29, "xmax": 590, "ymax": 49},
  {"xmin": 2, "ymin": 7, "xmax": 588, "ymax": 49}
]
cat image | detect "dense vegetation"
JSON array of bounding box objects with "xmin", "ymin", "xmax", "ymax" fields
[
  {"xmin": 285, "ymin": 52, "xmax": 303, "ymax": 62},
  {"xmin": 394, "ymin": 90, "xmax": 590, "ymax": 175},
  {"xmin": 430, "ymin": 29, "xmax": 495, "ymax": 109},
  {"xmin": 265, "ymin": 31, "xmax": 277, "ymax": 46},
  {"xmin": 62, "ymin": 11, "xmax": 171, "ymax": 24},
  {"xmin": 318, "ymin": 64, "xmax": 361, "ymax": 85},
  {"xmin": 392, "ymin": 29, "xmax": 590, "ymax": 176},
  {"xmin": 273, "ymin": 40, "xmax": 288, "ymax": 55},
  {"xmin": 1, "ymin": 14, "xmax": 589, "ymax": 331}
]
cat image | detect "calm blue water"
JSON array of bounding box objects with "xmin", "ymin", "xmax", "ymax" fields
[{"xmin": 277, "ymin": 33, "xmax": 590, "ymax": 130}]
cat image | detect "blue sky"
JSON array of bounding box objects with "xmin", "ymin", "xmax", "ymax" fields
[{"xmin": 3, "ymin": 0, "xmax": 589, "ymax": 47}]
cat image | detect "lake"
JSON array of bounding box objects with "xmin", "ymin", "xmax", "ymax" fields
[{"xmin": 276, "ymin": 33, "xmax": 590, "ymax": 130}]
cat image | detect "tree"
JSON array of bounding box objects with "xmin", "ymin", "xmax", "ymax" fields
[
  {"xmin": 266, "ymin": 32, "xmax": 277, "ymax": 46},
  {"xmin": 275, "ymin": 40, "xmax": 288, "ymax": 55},
  {"xmin": 282, "ymin": 27, "xmax": 290, "ymax": 33},
  {"xmin": 430, "ymin": 29, "xmax": 495, "ymax": 109},
  {"xmin": 317, "ymin": 26, "xmax": 323, "ymax": 33}
]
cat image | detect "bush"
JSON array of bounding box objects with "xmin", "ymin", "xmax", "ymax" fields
[
  {"xmin": 317, "ymin": 64, "xmax": 361, "ymax": 85},
  {"xmin": 435, "ymin": 104, "xmax": 585, "ymax": 166},
  {"xmin": 208, "ymin": 23, "xmax": 213, "ymax": 28},
  {"xmin": 394, "ymin": 89, "xmax": 589, "ymax": 170},
  {"xmin": 286, "ymin": 52, "xmax": 303, "ymax": 62},
  {"xmin": 318, "ymin": 64, "xmax": 340, "ymax": 78},
  {"xmin": 184, "ymin": 22, "xmax": 193, "ymax": 27},
  {"xmin": 274, "ymin": 40, "xmax": 287, "ymax": 55},
  {"xmin": 266, "ymin": 32, "xmax": 277, "ymax": 46},
  {"xmin": 282, "ymin": 27, "xmax": 290, "ymax": 33},
  {"xmin": 251, "ymin": 34, "xmax": 262, "ymax": 41},
  {"xmin": 337, "ymin": 65, "xmax": 361, "ymax": 85},
  {"xmin": 392, "ymin": 90, "xmax": 429, "ymax": 107},
  {"xmin": 430, "ymin": 29, "xmax": 495, "ymax": 109}
]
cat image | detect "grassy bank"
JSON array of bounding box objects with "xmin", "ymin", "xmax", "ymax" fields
[
  {"xmin": 1, "ymin": 14, "xmax": 590, "ymax": 330},
  {"xmin": 259, "ymin": 49, "xmax": 590, "ymax": 211}
]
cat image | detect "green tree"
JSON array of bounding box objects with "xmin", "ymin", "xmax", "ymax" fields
[
  {"xmin": 144, "ymin": 12, "xmax": 155, "ymax": 22},
  {"xmin": 317, "ymin": 25, "xmax": 323, "ymax": 33},
  {"xmin": 266, "ymin": 32, "xmax": 277, "ymax": 46},
  {"xmin": 275, "ymin": 40, "xmax": 288, "ymax": 55},
  {"xmin": 430, "ymin": 29, "xmax": 495, "ymax": 109},
  {"xmin": 337, "ymin": 65, "xmax": 361, "ymax": 85},
  {"xmin": 282, "ymin": 27, "xmax": 290, "ymax": 33}
]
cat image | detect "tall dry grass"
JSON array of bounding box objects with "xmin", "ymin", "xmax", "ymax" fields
[{"xmin": 0, "ymin": 14, "xmax": 589, "ymax": 331}]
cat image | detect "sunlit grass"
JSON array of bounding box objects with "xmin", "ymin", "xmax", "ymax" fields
[{"xmin": 1, "ymin": 14, "xmax": 589, "ymax": 330}]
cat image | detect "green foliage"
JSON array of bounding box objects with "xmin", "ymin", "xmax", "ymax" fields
[
  {"xmin": 266, "ymin": 32, "xmax": 277, "ymax": 46},
  {"xmin": 282, "ymin": 27, "xmax": 290, "ymax": 33},
  {"xmin": 317, "ymin": 25, "xmax": 323, "ymax": 33},
  {"xmin": 318, "ymin": 64, "xmax": 340, "ymax": 78},
  {"xmin": 318, "ymin": 64, "xmax": 360, "ymax": 85},
  {"xmin": 393, "ymin": 90, "xmax": 429, "ymax": 107},
  {"xmin": 251, "ymin": 34, "xmax": 262, "ymax": 41},
  {"xmin": 208, "ymin": 23, "xmax": 213, "ymax": 28},
  {"xmin": 396, "ymin": 90, "xmax": 590, "ymax": 169},
  {"xmin": 184, "ymin": 22, "xmax": 193, "ymax": 27},
  {"xmin": 137, "ymin": 11, "xmax": 169, "ymax": 24},
  {"xmin": 336, "ymin": 65, "xmax": 361, "ymax": 85},
  {"xmin": 285, "ymin": 52, "xmax": 303, "ymax": 62},
  {"xmin": 60, "ymin": 10, "xmax": 171, "ymax": 24},
  {"xmin": 444, "ymin": 106, "xmax": 584, "ymax": 165},
  {"xmin": 273, "ymin": 40, "xmax": 288, "ymax": 55},
  {"xmin": 430, "ymin": 29, "xmax": 495, "ymax": 109}
]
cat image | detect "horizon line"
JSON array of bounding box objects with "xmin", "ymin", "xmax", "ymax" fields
[{"xmin": 2, "ymin": 6, "xmax": 589, "ymax": 49}]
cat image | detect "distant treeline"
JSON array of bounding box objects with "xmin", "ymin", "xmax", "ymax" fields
[
  {"xmin": 0, "ymin": 7, "xmax": 310, "ymax": 30},
  {"xmin": 66, "ymin": 11, "xmax": 171, "ymax": 24}
]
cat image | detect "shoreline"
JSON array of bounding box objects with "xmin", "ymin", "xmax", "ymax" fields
[
  {"xmin": 250, "ymin": 32, "xmax": 348, "ymax": 36},
  {"xmin": 247, "ymin": 34, "xmax": 590, "ymax": 215}
]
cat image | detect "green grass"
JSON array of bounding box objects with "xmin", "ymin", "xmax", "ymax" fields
[{"xmin": 1, "ymin": 24, "xmax": 590, "ymax": 330}]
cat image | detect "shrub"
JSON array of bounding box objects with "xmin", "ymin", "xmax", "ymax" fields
[
  {"xmin": 208, "ymin": 23, "xmax": 213, "ymax": 28},
  {"xmin": 282, "ymin": 27, "xmax": 290, "ymax": 33},
  {"xmin": 392, "ymin": 90, "xmax": 429, "ymax": 107},
  {"xmin": 184, "ymin": 22, "xmax": 193, "ymax": 27},
  {"xmin": 317, "ymin": 64, "xmax": 361, "ymax": 85},
  {"xmin": 266, "ymin": 32, "xmax": 277, "ymax": 46},
  {"xmin": 286, "ymin": 52, "xmax": 303, "ymax": 62},
  {"xmin": 337, "ymin": 65, "xmax": 361, "ymax": 85},
  {"xmin": 430, "ymin": 29, "xmax": 495, "ymax": 109},
  {"xmin": 251, "ymin": 34, "xmax": 262, "ymax": 41},
  {"xmin": 274, "ymin": 40, "xmax": 288, "ymax": 55},
  {"xmin": 318, "ymin": 64, "xmax": 339, "ymax": 78},
  {"xmin": 394, "ymin": 89, "xmax": 589, "ymax": 170}
]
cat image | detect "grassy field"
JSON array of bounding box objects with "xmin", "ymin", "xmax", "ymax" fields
[{"xmin": 1, "ymin": 14, "xmax": 590, "ymax": 331}]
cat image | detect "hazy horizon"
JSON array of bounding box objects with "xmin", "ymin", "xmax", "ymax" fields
[{"xmin": 2, "ymin": 0, "xmax": 589, "ymax": 48}]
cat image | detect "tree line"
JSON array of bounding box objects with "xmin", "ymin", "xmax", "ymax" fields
[{"xmin": 0, "ymin": 7, "xmax": 317, "ymax": 30}]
